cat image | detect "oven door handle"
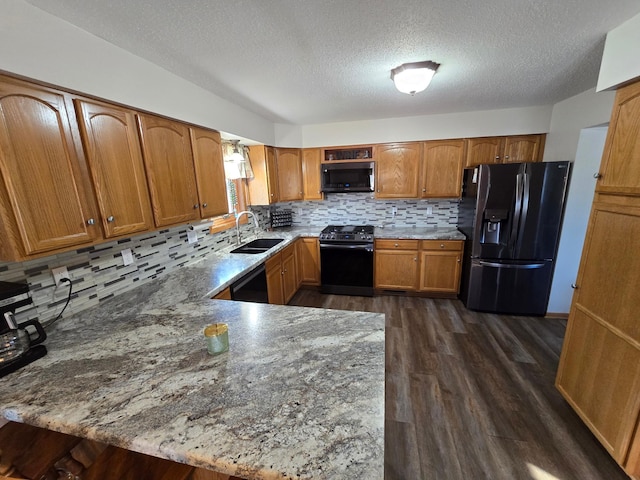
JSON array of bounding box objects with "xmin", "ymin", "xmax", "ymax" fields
[{"xmin": 320, "ymin": 243, "xmax": 374, "ymax": 252}]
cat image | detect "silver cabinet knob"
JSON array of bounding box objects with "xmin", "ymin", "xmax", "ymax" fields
[
  {"xmin": 107, "ymin": 216, "xmax": 115, "ymax": 223},
  {"xmin": 394, "ymin": 243, "xmax": 399, "ymax": 247},
  {"xmin": 440, "ymin": 244, "xmax": 445, "ymax": 248},
  {"xmin": 202, "ymin": 203, "xmax": 208, "ymax": 208},
  {"xmin": 413, "ymin": 257, "xmax": 417, "ymax": 262},
  {"xmin": 571, "ymin": 283, "xmax": 578, "ymax": 289},
  {"xmin": 422, "ymin": 188, "xmax": 426, "ymax": 192},
  {"xmin": 505, "ymin": 155, "xmax": 510, "ymax": 159},
  {"xmin": 86, "ymin": 218, "xmax": 95, "ymax": 225},
  {"xmin": 495, "ymin": 156, "xmax": 500, "ymax": 160},
  {"xmin": 270, "ymin": 193, "xmax": 274, "ymax": 197},
  {"xmin": 193, "ymin": 204, "xmax": 199, "ymax": 209},
  {"xmin": 593, "ymin": 173, "xmax": 602, "ymax": 179}
]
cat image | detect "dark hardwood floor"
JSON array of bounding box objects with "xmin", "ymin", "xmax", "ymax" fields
[{"xmin": 288, "ymin": 290, "xmax": 628, "ymax": 480}]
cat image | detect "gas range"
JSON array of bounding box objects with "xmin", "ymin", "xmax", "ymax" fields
[{"xmin": 319, "ymin": 225, "xmax": 374, "ymax": 243}]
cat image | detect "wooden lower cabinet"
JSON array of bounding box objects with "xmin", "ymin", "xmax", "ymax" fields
[
  {"xmin": 375, "ymin": 238, "xmax": 463, "ymax": 295},
  {"xmin": 266, "ymin": 244, "xmax": 298, "ymax": 305},
  {"xmin": 556, "ymin": 195, "xmax": 640, "ymax": 468},
  {"xmin": 374, "ymin": 239, "xmax": 419, "ymax": 290},
  {"xmin": 296, "ymin": 237, "xmax": 320, "ymax": 286},
  {"xmin": 212, "ymin": 287, "xmax": 232, "ymax": 300},
  {"xmin": 627, "ymin": 426, "xmax": 640, "ymax": 478}
]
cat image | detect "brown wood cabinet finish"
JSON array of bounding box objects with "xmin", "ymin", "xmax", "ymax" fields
[
  {"xmin": 465, "ymin": 136, "xmax": 504, "ymax": 168},
  {"xmin": 556, "ymin": 79, "xmax": 640, "ymax": 479},
  {"xmin": 275, "ymin": 148, "xmax": 303, "ymax": 201},
  {"xmin": 266, "ymin": 254, "xmax": 285, "ymax": 305},
  {"xmin": 375, "ymin": 240, "xmax": 419, "ymax": 290},
  {"xmin": 137, "ymin": 113, "xmax": 200, "ymax": 227},
  {"xmin": 75, "ymin": 99, "xmax": 153, "ymax": 238},
  {"xmin": 375, "ymin": 143, "xmax": 421, "ymax": 198},
  {"xmin": 296, "ymin": 237, "xmax": 320, "ymax": 285},
  {"xmin": 190, "ymin": 127, "xmax": 228, "ymax": 218},
  {"xmin": 265, "ymin": 244, "xmax": 297, "ymax": 305},
  {"xmin": 596, "ymin": 81, "xmax": 640, "ymax": 196},
  {"xmin": 421, "ymin": 139, "xmax": 465, "ymax": 198},
  {"xmin": 301, "ymin": 148, "xmax": 323, "ymax": 200},
  {"xmin": 503, "ymin": 134, "xmax": 545, "ymax": 163},
  {"xmin": 0, "ymin": 76, "xmax": 100, "ymax": 259},
  {"xmin": 247, "ymin": 145, "xmax": 279, "ymax": 205},
  {"xmin": 212, "ymin": 287, "xmax": 232, "ymax": 300}
]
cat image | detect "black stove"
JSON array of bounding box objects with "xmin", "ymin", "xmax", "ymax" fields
[
  {"xmin": 319, "ymin": 225, "xmax": 374, "ymax": 243},
  {"xmin": 319, "ymin": 225, "xmax": 375, "ymax": 296}
]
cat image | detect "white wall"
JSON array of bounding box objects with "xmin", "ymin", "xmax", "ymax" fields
[
  {"xmin": 543, "ymin": 88, "xmax": 615, "ymax": 162},
  {"xmin": 547, "ymin": 127, "xmax": 607, "ymax": 314},
  {"xmin": 0, "ymin": 0, "xmax": 276, "ymax": 144},
  {"xmin": 597, "ymin": 11, "xmax": 640, "ymax": 92},
  {"xmin": 300, "ymin": 106, "xmax": 552, "ymax": 147}
]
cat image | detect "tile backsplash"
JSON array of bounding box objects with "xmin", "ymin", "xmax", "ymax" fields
[
  {"xmin": 1, "ymin": 195, "xmax": 457, "ymax": 325},
  {"xmin": 267, "ymin": 193, "xmax": 459, "ymax": 228}
]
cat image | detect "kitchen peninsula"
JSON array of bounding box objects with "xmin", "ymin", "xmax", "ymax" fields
[{"xmin": 0, "ymin": 236, "xmax": 385, "ymax": 480}]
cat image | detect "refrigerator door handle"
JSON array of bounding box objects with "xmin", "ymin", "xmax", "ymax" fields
[
  {"xmin": 478, "ymin": 260, "xmax": 546, "ymax": 269},
  {"xmin": 515, "ymin": 171, "xmax": 531, "ymax": 255},
  {"xmin": 509, "ymin": 172, "xmax": 524, "ymax": 253}
]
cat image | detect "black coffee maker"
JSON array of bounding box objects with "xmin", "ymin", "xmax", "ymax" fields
[{"xmin": 0, "ymin": 281, "xmax": 47, "ymax": 378}]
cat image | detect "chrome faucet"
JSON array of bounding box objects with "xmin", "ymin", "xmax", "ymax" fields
[{"xmin": 236, "ymin": 210, "xmax": 260, "ymax": 245}]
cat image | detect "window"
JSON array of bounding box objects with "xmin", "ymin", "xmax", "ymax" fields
[{"xmin": 209, "ymin": 177, "xmax": 249, "ymax": 234}]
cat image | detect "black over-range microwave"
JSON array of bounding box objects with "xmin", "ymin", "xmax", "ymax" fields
[{"xmin": 320, "ymin": 161, "xmax": 375, "ymax": 193}]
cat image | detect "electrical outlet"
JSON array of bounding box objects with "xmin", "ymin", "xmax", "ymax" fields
[
  {"xmin": 391, "ymin": 206, "xmax": 397, "ymax": 216},
  {"xmin": 121, "ymin": 248, "xmax": 134, "ymax": 266},
  {"xmin": 427, "ymin": 206, "xmax": 433, "ymax": 215},
  {"xmin": 51, "ymin": 266, "xmax": 69, "ymax": 286}
]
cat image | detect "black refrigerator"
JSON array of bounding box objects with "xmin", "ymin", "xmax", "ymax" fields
[{"xmin": 459, "ymin": 161, "xmax": 571, "ymax": 315}]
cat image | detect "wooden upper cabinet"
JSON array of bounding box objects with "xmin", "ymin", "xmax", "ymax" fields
[
  {"xmin": 301, "ymin": 148, "xmax": 323, "ymax": 200},
  {"xmin": 136, "ymin": 113, "xmax": 199, "ymax": 227},
  {"xmin": 189, "ymin": 127, "xmax": 228, "ymax": 218},
  {"xmin": 597, "ymin": 81, "xmax": 640, "ymax": 195},
  {"xmin": 503, "ymin": 135, "xmax": 544, "ymax": 163},
  {"xmin": 375, "ymin": 142, "xmax": 421, "ymax": 198},
  {"xmin": 0, "ymin": 76, "xmax": 100, "ymax": 259},
  {"xmin": 247, "ymin": 145, "xmax": 279, "ymax": 205},
  {"xmin": 74, "ymin": 99, "xmax": 153, "ymax": 238},
  {"xmin": 275, "ymin": 148, "xmax": 303, "ymax": 201},
  {"xmin": 421, "ymin": 139, "xmax": 465, "ymax": 198},
  {"xmin": 465, "ymin": 137, "xmax": 505, "ymax": 168}
]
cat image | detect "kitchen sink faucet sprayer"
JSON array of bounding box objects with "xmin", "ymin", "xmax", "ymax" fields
[{"xmin": 236, "ymin": 210, "xmax": 260, "ymax": 245}]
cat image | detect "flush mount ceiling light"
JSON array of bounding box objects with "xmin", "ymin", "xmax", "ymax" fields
[{"xmin": 390, "ymin": 61, "xmax": 440, "ymax": 95}]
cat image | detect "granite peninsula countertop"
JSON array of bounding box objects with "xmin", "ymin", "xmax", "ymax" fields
[
  {"xmin": 373, "ymin": 226, "xmax": 466, "ymax": 240},
  {"xmin": 0, "ymin": 227, "xmax": 385, "ymax": 480}
]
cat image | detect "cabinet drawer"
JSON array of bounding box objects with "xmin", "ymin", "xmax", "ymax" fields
[
  {"xmin": 375, "ymin": 239, "xmax": 419, "ymax": 250},
  {"xmin": 421, "ymin": 240, "xmax": 463, "ymax": 251}
]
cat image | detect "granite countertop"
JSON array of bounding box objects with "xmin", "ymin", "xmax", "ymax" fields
[{"xmin": 0, "ymin": 228, "xmax": 384, "ymax": 479}]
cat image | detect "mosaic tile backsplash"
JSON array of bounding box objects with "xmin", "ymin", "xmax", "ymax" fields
[{"xmin": 1, "ymin": 195, "xmax": 457, "ymax": 326}]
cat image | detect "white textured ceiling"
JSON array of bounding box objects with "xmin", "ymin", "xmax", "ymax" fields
[{"xmin": 24, "ymin": 0, "xmax": 640, "ymax": 125}]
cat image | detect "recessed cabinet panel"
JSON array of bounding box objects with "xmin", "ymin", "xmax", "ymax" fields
[
  {"xmin": 597, "ymin": 81, "xmax": 640, "ymax": 195},
  {"xmin": 75, "ymin": 99, "xmax": 153, "ymax": 238},
  {"xmin": 302, "ymin": 148, "xmax": 323, "ymax": 200},
  {"xmin": 465, "ymin": 137, "xmax": 504, "ymax": 168},
  {"xmin": 137, "ymin": 114, "xmax": 199, "ymax": 227},
  {"xmin": 419, "ymin": 251, "xmax": 461, "ymax": 292},
  {"xmin": 190, "ymin": 127, "xmax": 228, "ymax": 218},
  {"xmin": 276, "ymin": 148, "xmax": 303, "ymax": 201},
  {"xmin": 421, "ymin": 140, "xmax": 465, "ymax": 198},
  {"xmin": 0, "ymin": 78, "xmax": 98, "ymax": 256},
  {"xmin": 375, "ymin": 143, "xmax": 421, "ymax": 198},
  {"xmin": 503, "ymin": 135, "xmax": 543, "ymax": 163}
]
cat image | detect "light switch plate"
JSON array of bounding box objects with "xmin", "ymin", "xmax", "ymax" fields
[
  {"xmin": 187, "ymin": 229, "xmax": 198, "ymax": 244},
  {"xmin": 121, "ymin": 248, "xmax": 134, "ymax": 266}
]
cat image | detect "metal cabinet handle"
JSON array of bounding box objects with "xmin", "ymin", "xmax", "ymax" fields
[
  {"xmin": 394, "ymin": 243, "xmax": 399, "ymax": 247},
  {"xmin": 504, "ymin": 155, "xmax": 510, "ymax": 160},
  {"xmin": 495, "ymin": 156, "xmax": 500, "ymax": 160},
  {"xmin": 571, "ymin": 283, "xmax": 578, "ymax": 289},
  {"xmin": 107, "ymin": 216, "xmax": 115, "ymax": 223},
  {"xmin": 457, "ymin": 257, "xmax": 461, "ymax": 263},
  {"xmin": 193, "ymin": 204, "xmax": 199, "ymax": 209},
  {"xmin": 422, "ymin": 188, "xmax": 426, "ymax": 192},
  {"xmin": 593, "ymin": 173, "xmax": 602, "ymax": 179},
  {"xmin": 202, "ymin": 203, "xmax": 208, "ymax": 208},
  {"xmin": 86, "ymin": 218, "xmax": 95, "ymax": 225},
  {"xmin": 413, "ymin": 257, "xmax": 417, "ymax": 262},
  {"xmin": 440, "ymin": 244, "xmax": 445, "ymax": 248}
]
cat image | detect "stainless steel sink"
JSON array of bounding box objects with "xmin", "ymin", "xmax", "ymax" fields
[{"xmin": 230, "ymin": 238, "xmax": 284, "ymax": 254}]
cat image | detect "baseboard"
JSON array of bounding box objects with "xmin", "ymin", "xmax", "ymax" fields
[{"xmin": 545, "ymin": 312, "xmax": 569, "ymax": 320}]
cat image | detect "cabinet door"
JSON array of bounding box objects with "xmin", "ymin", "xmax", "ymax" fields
[
  {"xmin": 297, "ymin": 237, "xmax": 320, "ymax": 285},
  {"xmin": 419, "ymin": 251, "xmax": 462, "ymax": 293},
  {"xmin": 276, "ymin": 148, "xmax": 303, "ymax": 201},
  {"xmin": 421, "ymin": 139, "xmax": 465, "ymax": 198},
  {"xmin": 503, "ymin": 135, "xmax": 544, "ymax": 163},
  {"xmin": 301, "ymin": 148, "xmax": 323, "ymax": 200},
  {"xmin": 266, "ymin": 254, "xmax": 284, "ymax": 305},
  {"xmin": 74, "ymin": 99, "xmax": 153, "ymax": 238},
  {"xmin": 247, "ymin": 145, "xmax": 279, "ymax": 205},
  {"xmin": 137, "ymin": 114, "xmax": 199, "ymax": 227},
  {"xmin": 556, "ymin": 198, "xmax": 640, "ymax": 463},
  {"xmin": 375, "ymin": 143, "xmax": 421, "ymax": 198},
  {"xmin": 282, "ymin": 244, "xmax": 298, "ymax": 303},
  {"xmin": 375, "ymin": 249, "xmax": 418, "ymax": 290},
  {"xmin": 465, "ymin": 137, "xmax": 505, "ymax": 168},
  {"xmin": 597, "ymin": 81, "xmax": 640, "ymax": 195},
  {"xmin": 626, "ymin": 422, "xmax": 640, "ymax": 478},
  {"xmin": 190, "ymin": 127, "xmax": 228, "ymax": 218},
  {"xmin": 0, "ymin": 78, "xmax": 99, "ymax": 256},
  {"xmin": 266, "ymin": 147, "xmax": 279, "ymax": 204}
]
